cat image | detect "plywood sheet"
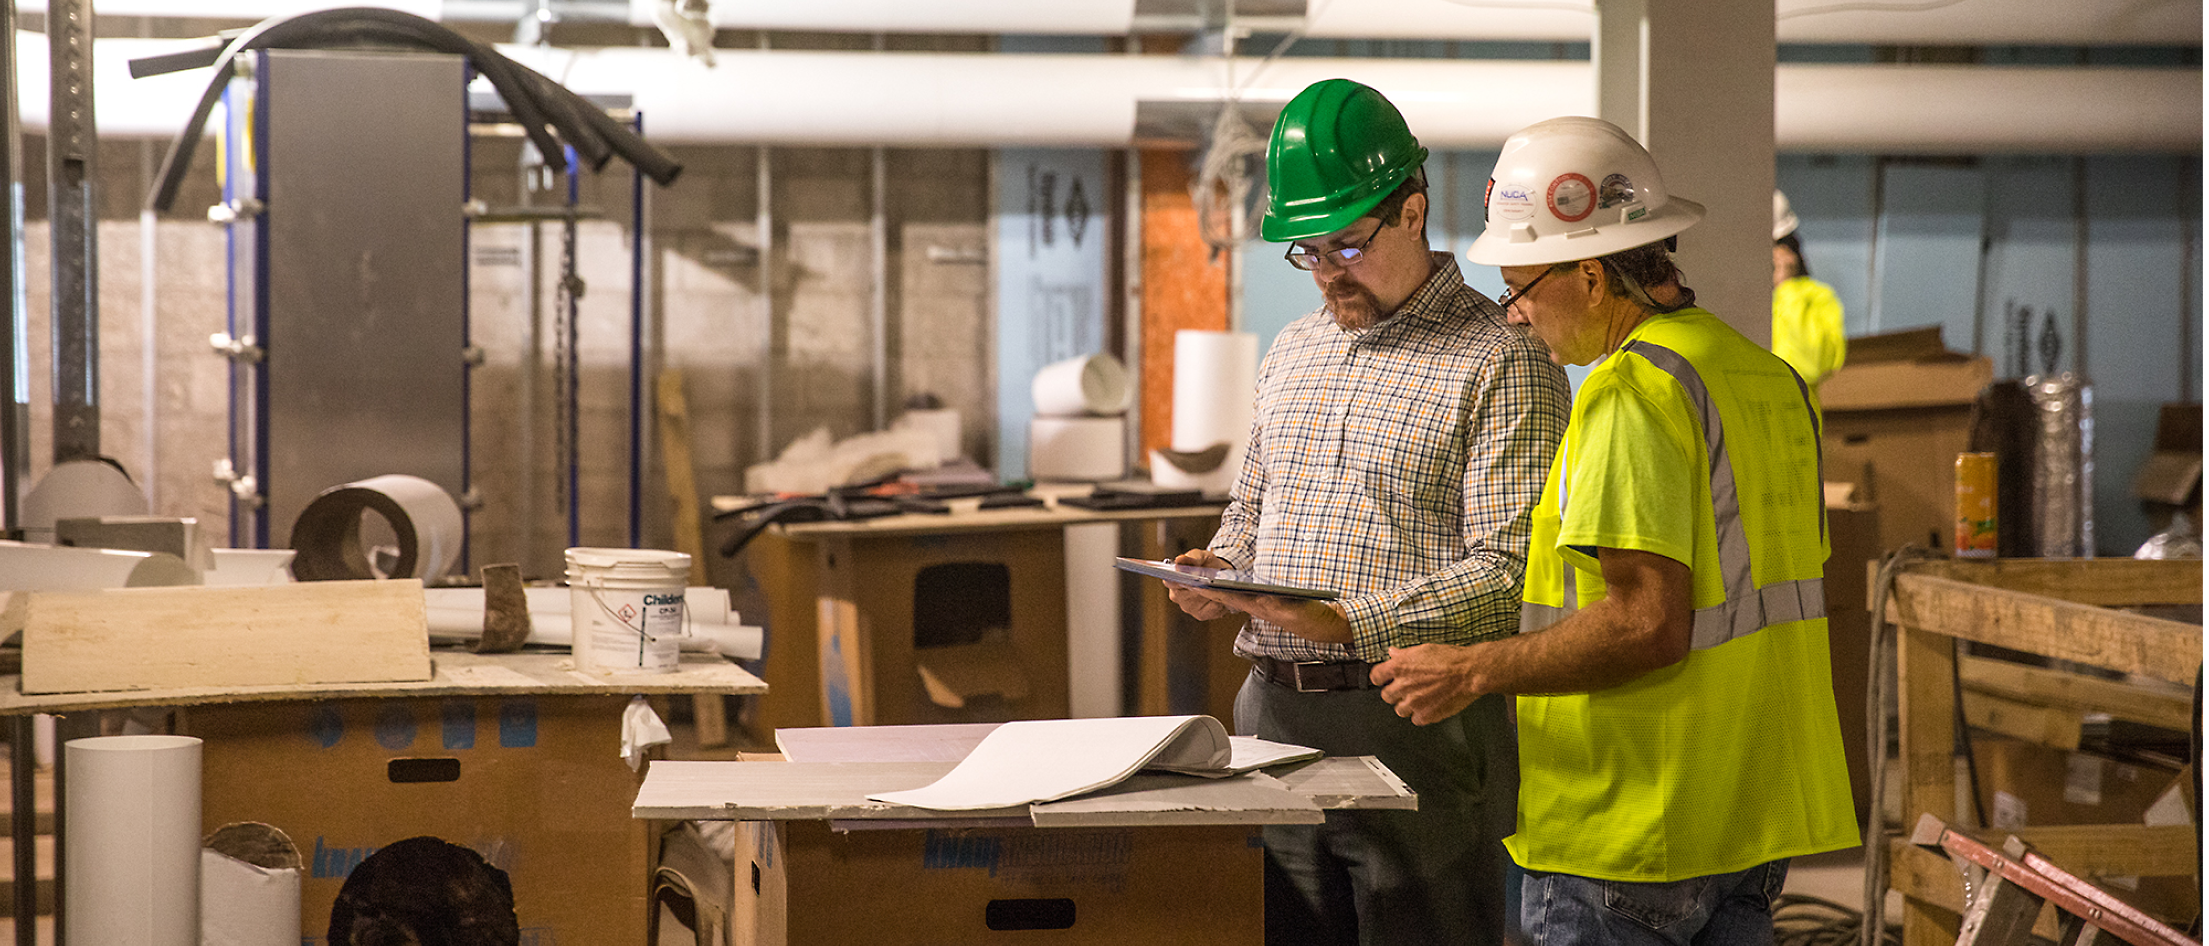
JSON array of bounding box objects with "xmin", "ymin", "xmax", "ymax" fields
[{"xmin": 21, "ymin": 580, "xmax": 433, "ymax": 694}]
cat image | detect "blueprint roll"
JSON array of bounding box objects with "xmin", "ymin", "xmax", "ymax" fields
[
  {"xmin": 66, "ymin": 735, "xmax": 202, "ymax": 945},
  {"xmin": 288, "ymin": 474, "xmax": 464, "ymax": 582},
  {"xmin": 1156, "ymin": 330, "xmax": 1257, "ymax": 493}
]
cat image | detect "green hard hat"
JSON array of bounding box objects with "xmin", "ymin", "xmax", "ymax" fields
[{"xmin": 1261, "ymin": 78, "xmax": 1429, "ymax": 243}]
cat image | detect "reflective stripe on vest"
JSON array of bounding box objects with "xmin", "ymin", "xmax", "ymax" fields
[{"xmin": 1519, "ymin": 340, "xmax": 1826, "ymax": 649}]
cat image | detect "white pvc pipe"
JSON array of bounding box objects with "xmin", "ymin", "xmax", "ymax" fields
[
  {"xmin": 1775, "ymin": 63, "xmax": 2206, "ymax": 155},
  {"xmin": 64, "ymin": 735, "xmax": 203, "ymax": 946},
  {"xmin": 1298, "ymin": 0, "xmax": 2198, "ymax": 46},
  {"xmin": 11, "ymin": 0, "xmax": 2196, "ymax": 47},
  {"xmin": 25, "ymin": 38, "xmax": 2203, "ymax": 154}
]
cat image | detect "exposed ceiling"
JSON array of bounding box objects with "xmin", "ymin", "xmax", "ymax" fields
[{"xmin": 7, "ymin": 0, "xmax": 2202, "ymax": 153}]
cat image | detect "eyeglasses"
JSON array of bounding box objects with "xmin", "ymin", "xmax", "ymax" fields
[
  {"xmin": 1497, "ymin": 266, "xmax": 1561, "ymax": 311},
  {"xmin": 1284, "ymin": 222, "xmax": 1382, "ymax": 272}
]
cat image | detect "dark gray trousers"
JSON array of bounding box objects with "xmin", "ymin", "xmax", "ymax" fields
[{"xmin": 1237, "ymin": 667, "xmax": 1518, "ymax": 946}]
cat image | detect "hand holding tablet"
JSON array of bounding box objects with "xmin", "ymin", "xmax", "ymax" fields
[{"xmin": 1112, "ymin": 557, "xmax": 1339, "ymax": 601}]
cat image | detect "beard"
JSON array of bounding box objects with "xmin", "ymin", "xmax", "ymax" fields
[{"xmin": 1325, "ymin": 278, "xmax": 1383, "ymax": 331}]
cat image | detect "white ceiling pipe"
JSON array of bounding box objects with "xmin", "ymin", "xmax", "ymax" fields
[
  {"xmin": 499, "ymin": 46, "xmax": 2206, "ymax": 153},
  {"xmin": 12, "ymin": 0, "xmax": 2201, "ymax": 47},
  {"xmin": 1296, "ymin": 0, "xmax": 2201, "ymax": 47},
  {"xmin": 22, "ymin": 40, "xmax": 2203, "ymax": 155},
  {"xmin": 15, "ymin": 35, "xmax": 219, "ymax": 139},
  {"xmin": 1777, "ymin": 63, "xmax": 2205, "ymax": 154},
  {"xmin": 496, "ymin": 46, "xmax": 1592, "ymax": 147},
  {"xmin": 14, "ymin": 0, "xmax": 442, "ymax": 17}
]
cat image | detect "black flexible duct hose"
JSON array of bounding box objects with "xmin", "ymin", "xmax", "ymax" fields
[{"xmin": 143, "ymin": 6, "xmax": 681, "ymax": 214}]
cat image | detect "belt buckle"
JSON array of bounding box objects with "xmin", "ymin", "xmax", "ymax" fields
[{"xmin": 1290, "ymin": 660, "xmax": 1332, "ymax": 693}]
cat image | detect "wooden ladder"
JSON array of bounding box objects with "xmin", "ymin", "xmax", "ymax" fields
[{"xmin": 1912, "ymin": 813, "xmax": 2199, "ymax": 946}]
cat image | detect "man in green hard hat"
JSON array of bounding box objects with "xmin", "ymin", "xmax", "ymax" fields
[{"xmin": 1159, "ymin": 78, "xmax": 1569, "ymax": 945}]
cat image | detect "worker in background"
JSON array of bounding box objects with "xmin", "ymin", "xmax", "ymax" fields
[
  {"xmin": 1373, "ymin": 118, "xmax": 1858, "ymax": 946},
  {"xmin": 1770, "ymin": 189, "xmax": 1846, "ymax": 393},
  {"xmin": 1160, "ymin": 78, "xmax": 1569, "ymax": 946}
]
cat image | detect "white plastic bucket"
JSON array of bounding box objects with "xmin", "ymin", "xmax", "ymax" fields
[{"xmin": 564, "ymin": 547, "xmax": 691, "ymax": 674}]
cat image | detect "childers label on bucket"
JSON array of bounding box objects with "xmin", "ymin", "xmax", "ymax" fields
[{"xmin": 564, "ymin": 547, "xmax": 692, "ymax": 674}]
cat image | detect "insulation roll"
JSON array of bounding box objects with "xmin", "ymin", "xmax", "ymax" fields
[
  {"xmin": 1154, "ymin": 330, "xmax": 1257, "ymax": 494},
  {"xmin": 287, "ymin": 474, "xmax": 464, "ymax": 582},
  {"xmin": 1030, "ymin": 415, "xmax": 1128, "ymax": 481},
  {"xmin": 65, "ymin": 735, "xmax": 202, "ymax": 946},
  {"xmin": 1031, "ymin": 354, "xmax": 1130, "ymax": 416},
  {"xmin": 2027, "ymin": 374, "xmax": 2095, "ymax": 558}
]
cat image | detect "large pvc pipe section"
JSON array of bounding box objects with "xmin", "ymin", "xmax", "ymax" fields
[
  {"xmin": 14, "ymin": 0, "xmax": 2198, "ymax": 47},
  {"xmin": 22, "ymin": 37, "xmax": 2203, "ymax": 154}
]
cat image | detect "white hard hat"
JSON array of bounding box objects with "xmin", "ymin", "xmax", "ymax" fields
[
  {"xmin": 1466, "ymin": 116, "xmax": 1704, "ymax": 268},
  {"xmin": 1773, "ymin": 189, "xmax": 1800, "ymax": 241}
]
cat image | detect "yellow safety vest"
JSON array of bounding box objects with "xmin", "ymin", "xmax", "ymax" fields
[{"xmin": 1508, "ymin": 307, "xmax": 1858, "ymax": 882}]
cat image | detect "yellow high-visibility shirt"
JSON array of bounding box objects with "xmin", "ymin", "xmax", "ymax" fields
[
  {"xmin": 1509, "ymin": 306, "xmax": 1858, "ymax": 883},
  {"xmin": 1772, "ymin": 276, "xmax": 1846, "ymax": 390}
]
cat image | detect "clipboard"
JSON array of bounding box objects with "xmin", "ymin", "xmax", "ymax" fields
[{"xmin": 1112, "ymin": 557, "xmax": 1340, "ymax": 601}]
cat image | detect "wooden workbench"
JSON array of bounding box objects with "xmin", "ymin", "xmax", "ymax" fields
[
  {"xmin": 0, "ymin": 648, "xmax": 765, "ymax": 944},
  {"xmin": 719, "ymin": 494, "xmax": 1236, "ymax": 737}
]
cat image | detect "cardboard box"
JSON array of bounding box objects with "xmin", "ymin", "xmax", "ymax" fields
[
  {"xmin": 2133, "ymin": 403, "xmax": 2202, "ymax": 536},
  {"xmin": 1824, "ymin": 502, "xmax": 1881, "ymax": 828},
  {"xmin": 1971, "ymin": 736, "xmax": 2178, "ymax": 830},
  {"xmin": 733, "ymin": 819, "xmax": 1262, "ymax": 945},
  {"xmin": 1820, "ymin": 328, "xmax": 1994, "ymax": 555},
  {"xmin": 1968, "ymin": 736, "xmax": 2197, "ymax": 924},
  {"xmin": 179, "ymin": 695, "xmax": 650, "ymax": 945}
]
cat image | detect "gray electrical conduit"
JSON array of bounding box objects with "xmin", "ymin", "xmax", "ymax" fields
[
  {"xmin": 137, "ymin": 6, "xmax": 682, "ymax": 214},
  {"xmin": 1861, "ymin": 545, "xmax": 1929, "ymax": 946}
]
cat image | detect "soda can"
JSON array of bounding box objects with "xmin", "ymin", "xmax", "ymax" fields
[{"xmin": 1955, "ymin": 452, "xmax": 1998, "ymax": 558}]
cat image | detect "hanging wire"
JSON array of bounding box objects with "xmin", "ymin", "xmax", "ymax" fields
[
  {"xmin": 1187, "ymin": 0, "xmax": 1339, "ymax": 257},
  {"xmin": 1191, "ymin": 103, "xmax": 1268, "ymax": 258}
]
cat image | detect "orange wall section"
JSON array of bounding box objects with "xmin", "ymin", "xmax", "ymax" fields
[{"xmin": 1138, "ymin": 148, "xmax": 1230, "ymax": 466}]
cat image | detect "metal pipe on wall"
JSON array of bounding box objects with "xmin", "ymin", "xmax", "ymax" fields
[
  {"xmin": 48, "ymin": 0, "xmax": 97, "ymax": 463},
  {"xmin": 0, "ymin": 0, "xmax": 22, "ymax": 533},
  {"xmin": 871, "ymin": 145, "xmax": 889, "ymax": 431}
]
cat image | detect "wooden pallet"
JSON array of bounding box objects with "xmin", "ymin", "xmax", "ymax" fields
[{"xmin": 1881, "ymin": 558, "xmax": 2201, "ymax": 946}]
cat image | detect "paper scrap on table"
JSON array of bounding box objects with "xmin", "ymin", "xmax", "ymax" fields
[
  {"xmin": 622, "ymin": 697, "xmax": 672, "ymax": 771},
  {"xmin": 868, "ymin": 715, "xmax": 1234, "ymax": 811}
]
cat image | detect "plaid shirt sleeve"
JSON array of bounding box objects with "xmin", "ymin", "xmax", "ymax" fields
[{"xmin": 1338, "ymin": 338, "xmax": 1567, "ymax": 656}]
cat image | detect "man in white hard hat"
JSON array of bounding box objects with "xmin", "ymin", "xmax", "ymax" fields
[
  {"xmin": 1371, "ymin": 117, "xmax": 1858, "ymax": 946},
  {"xmin": 1771, "ymin": 189, "xmax": 1846, "ymax": 394}
]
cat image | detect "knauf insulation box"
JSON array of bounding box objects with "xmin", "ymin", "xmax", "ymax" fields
[
  {"xmin": 733, "ymin": 820, "xmax": 1262, "ymax": 945},
  {"xmin": 178, "ymin": 695, "xmax": 651, "ymax": 945}
]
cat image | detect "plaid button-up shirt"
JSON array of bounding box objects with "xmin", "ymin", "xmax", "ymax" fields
[{"xmin": 1213, "ymin": 252, "xmax": 1570, "ymax": 663}]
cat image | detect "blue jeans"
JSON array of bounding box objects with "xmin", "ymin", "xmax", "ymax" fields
[{"xmin": 1522, "ymin": 860, "xmax": 1790, "ymax": 946}]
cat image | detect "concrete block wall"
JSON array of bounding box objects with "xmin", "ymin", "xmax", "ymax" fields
[{"xmin": 13, "ymin": 130, "xmax": 991, "ymax": 582}]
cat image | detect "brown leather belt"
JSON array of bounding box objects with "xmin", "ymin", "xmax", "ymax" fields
[{"xmin": 1252, "ymin": 656, "xmax": 1380, "ymax": 693}]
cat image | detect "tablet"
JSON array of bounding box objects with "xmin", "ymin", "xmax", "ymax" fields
[{"xmin": 1113, "ymin": 557, "xmax": 1339, "ymax": 601}]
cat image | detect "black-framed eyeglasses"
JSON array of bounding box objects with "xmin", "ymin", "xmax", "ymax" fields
[
  {"xmin": 1497, "ymin": 266, "xmax": 1562, "ymax": 311},
  {"xmin": 1283, "ymin": 222, "xmax": 1382, "ymax": 272}
]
